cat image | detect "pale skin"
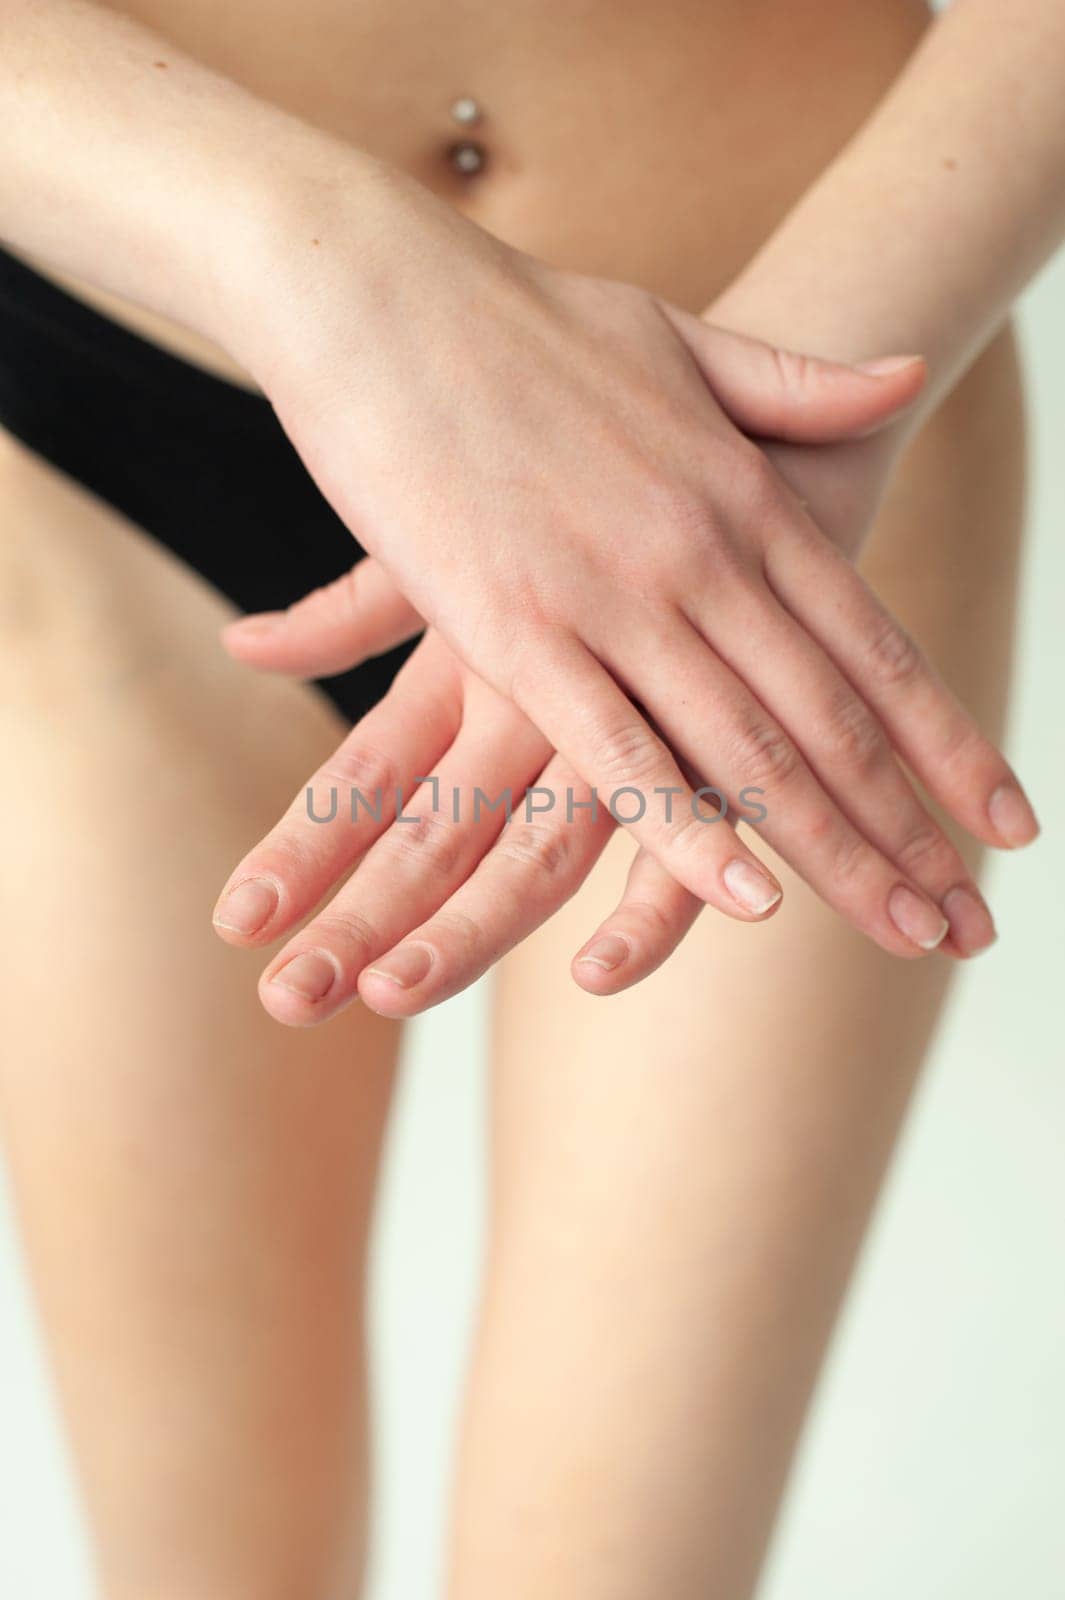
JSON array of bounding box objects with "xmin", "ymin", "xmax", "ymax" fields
[
  {"xmin": 0, "ymin": 3, "xmax": 1042, "ymax": 954},
  {"xmin": 0, "ymin": 3, "xmax": 1060, "ymax": 1599}
]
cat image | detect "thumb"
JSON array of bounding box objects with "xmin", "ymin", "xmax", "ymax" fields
[
  {"xmin": 659, "ymin": 302, "xmax": 927, "ymax": 444},
  {"xmin": 222, "ymin": 557, "xmax": 422, "ymax": 678}
]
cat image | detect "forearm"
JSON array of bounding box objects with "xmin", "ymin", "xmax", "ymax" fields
[
  {"xmin": 710, "ymin": 0, "xmax": 1065, "ymax": 431},
  {"xmin": 0, "ymin": 0, "xmax": 399, "ymax": 360}
]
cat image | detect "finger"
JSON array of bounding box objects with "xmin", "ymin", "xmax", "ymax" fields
[
  {"xmin": 222, "ymin": 557, "xmax": 421, "ymax": 677},
  {"xmin": 571, "ymin": 846, "xmax": 704, "ymax": 995},
  {"xmin": 353, "ymin": 755, "xmax": 614, "ymax": 1016},
  {"xmin": 685, "ymin": 576, "xmax": 996, "ymax": 956},
  {"xmin": 258, "ymin": 688, "xmax": 551, "ymax": 1026},
  {"xmin": 211, "ymin": 635, "xmax": 460, "ymax": 946},
  {"xmin": 503, "ymin": 625, "xmax": 786, "ymax": 919},
  {"xmin": 763, "ymin": 519, "xmax": 1041, "ymax": 851},
  {"xmin": 358, "ymin": 767, "xmax": 756, "ymax": 1016},
  {"xmin": 606, "ymin": 610, "xmax": 952, "ymax": 959},
  {"xmin": 658, "ymin": 301, "xmax": 928, "ymax": 443}
]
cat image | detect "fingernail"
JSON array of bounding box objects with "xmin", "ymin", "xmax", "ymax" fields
[
  {"xmin": 575, "ymin": 933, "xmax": 630, "ymax": 972},
  {"xmin": 988, "ymin": 781, "xmax": 1040, "ymax": 847},
  {"xmin": 366, "ymin": 944, "xmax": 433, "ymax": 989},
  {"xmin": 855, "ymin": 354, "xmax": 924, "ymax": 376},
  {"xmin": 227, "ymin": 612, "xmax": 285, "ymax": 637},
  {"xmin": 213, "ymin": 877, "xmax": 279, "ymax": 935},
  {"xmin": 723, "ymin": 859, "xmax": 783, "ymax": 916},
  {"xmin": 942, "ymin": 885, "xmax": 997, "ymax": 957},
  {"xmin": 270, "ymin": 950, "xmax": 337, "ymax": 1001},
  {"xmin": 888, "ymin": 884, "xmax": 949, "ymax": 951}
]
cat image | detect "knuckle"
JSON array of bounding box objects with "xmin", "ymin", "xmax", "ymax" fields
[
  {"xmin": 828, "ymin": 826, "xmax": 874, "ymax": 890},
  {"xmin": 496, "ymin": 620, "xmax": 561, "ymax": 706},
  {"xmin": 320, "ymin": 740, "xmax": 397, "ymax": 802},
  {"xmin": 589, "ymin": 714, "xmax": 665, "ymax": 789},
  {"xmin": 653, "ymin": 474, "xmax": 759, "ymax": 584},
  {"xmin": 495, "ymin": 820, "xmax": 574, "ymax": 882},
  {"xmin": 818, "ymin": 686, "xmax": 886, "ymax": 774},
  {"xmin": 384, "ymin": 811, "xmax": 464, "ymax": 879},
  {"xmin": 865, "ymin": 612, "xmax": 923, "ymax": 690},
  {"xmin": 894, "ymin": 822, "xmax": 953, "ymax": 878},
  {"xmin": 339, "ymin": 561, "xmax": 368, "ymax": 622},
  {"xmin": 258, "ymin": 828, "xmax": 321, "ymax": 884},
  {"xmin": 722, "ymin": 439, "xmax": 791, "ymax": 530},
  {"xmin": 618, "ymin": 895, "xmax": 674, "ymax": 943},
  {"xmin": 311, "ymin": 906, "xmax": 380, "ymax": 962},
  {"xmin": 652, "ymin": 479, "xmax": 717, "ymax": 545},
  {"xmin": 768, "ymin": 342, "xmax": 811, "ymax": 396},
  {"xmin": 425, "ymin": 906, "xmax": 483, "ymax": 954},
  {"xmin": 741, "ymin": 445, "xmax": 788, "ymax": 513},
  {"xmin": 666, "ymin": 804, "xmax": 727, "ymax": 861},
  {"xmin": 727, "ymin": 716, "xmax": 800, "ymax": 790},
  {"xmin": 292, "ymin": 576, "xmax": 334, "ymax": 622},
  {"xmin": 804, "ymin": 805, "xmax": 835, "ymax": 845},
  {"xmin": 483, "ymin": 576, "xmax": 542, "ymax": 636}
]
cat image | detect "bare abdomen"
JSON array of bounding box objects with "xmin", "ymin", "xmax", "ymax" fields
[{"xmin": 32, "ymin": 0, "xmax": 936, "ymax": 378}]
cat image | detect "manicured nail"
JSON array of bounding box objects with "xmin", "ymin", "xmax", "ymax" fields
[
  {"xmin": 213, "ymin": 877, "xmax": 279, "ymax": 935},
  {"xmin": 888, "ymin": 885, "xmax": 949, "ymax": 951},
  {"xmin": 723, "ymin": 859, "xmax": 783, "ymax": 916},
  {"xmin": 270, "ymin": 950, "xmax": 337, "ymax": 1001},
  {"xmin": 227, "ymin": 612, "xmax": 285, "ymax": 638},
  {"xmin": 855, "ymin": 354, "xmax": 924, "ymax": 376},
  {"xmin": 366, "ymin": 944, "xmax": 433, "ymax": 989},
  {"xmin": 575, "ymin": 933, "xmax": 630, "ymax": 972},
  {"xmin": 942, "ymin": 885, "xmax": 997, "ymax": 957},
  {"xmin": 988, "ymin": 782, "xmax": 1040, "ymax": 847}
]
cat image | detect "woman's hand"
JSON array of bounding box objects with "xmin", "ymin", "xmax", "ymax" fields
[
  {"xmin": 215, "ymin": 542, "xmax": 996, "ymax": 1029},
  {"xmin": 214, "ymin": 625, "xmax": 711, "ymax": 1023},
  {"xmin": 215, "ymin": 336, "xmax": 1007, "ymax": 1027},
  {"xmin": 235, "ymin": 176, "xmax": 1035, "ymax": 962}
]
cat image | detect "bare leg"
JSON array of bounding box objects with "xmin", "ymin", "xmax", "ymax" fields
[
  {"xmin": 0, "ymin": 437, "xmax": 401, "ymax": 1600},
  {"xmin": 446, "ymin": 326, "xmax": 1026, "ymax": 1599}
]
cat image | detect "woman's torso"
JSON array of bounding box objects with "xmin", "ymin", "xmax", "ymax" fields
[{"xmin": 30, "ymin": 0, "xmax": 937, "ymax": 382}]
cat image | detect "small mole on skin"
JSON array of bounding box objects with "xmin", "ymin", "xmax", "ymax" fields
[
  {"xmin": 311, "ymin": 238, "xmax": 320, "ymax": 246},
  {"xmin": 942, "ymin": 156, "xmax": 958, "ymax": 170},
  {"xmin": 153, "ymin": 60, "xmax": 168, "ymax": 69}
]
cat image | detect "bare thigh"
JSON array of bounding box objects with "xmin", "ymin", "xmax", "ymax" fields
[
  {"xmin": 447, "ymin": 324, "xmax": 1027, "ymax": 1599},
  {"xmin": 0, "ymin": 436, "xmax": 402, "ymax": 1600}
]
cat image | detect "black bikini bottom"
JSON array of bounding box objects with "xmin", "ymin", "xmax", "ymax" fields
[{"xmin": 0, "ymin": 244, "xmax": 419, "ymax": 723}]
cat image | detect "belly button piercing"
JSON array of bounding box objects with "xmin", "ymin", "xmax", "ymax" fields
[
  {"xmin": 449, "ymin": 95, "xmax": 483, "ymax": 127},
  {"xmin": 447, "ymin": 96, "xmax": 487, "ymax": 176},
  {"xmin": 449, "ymin": 141, "xmax": 486, "ymax": 175}
]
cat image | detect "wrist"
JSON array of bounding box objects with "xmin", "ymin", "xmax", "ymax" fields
[
  {"xmin": 201, "ymin": 131, "xmax": 416, "ymax": 384},
  {"xmin": 211, "ymin": 134, "xmax": 537, "ymax": 403}
]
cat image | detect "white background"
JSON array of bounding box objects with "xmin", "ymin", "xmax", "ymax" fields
[{"xmin": 1, "ymin": 254, "xmax": 1062, "ymax": 1600}]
